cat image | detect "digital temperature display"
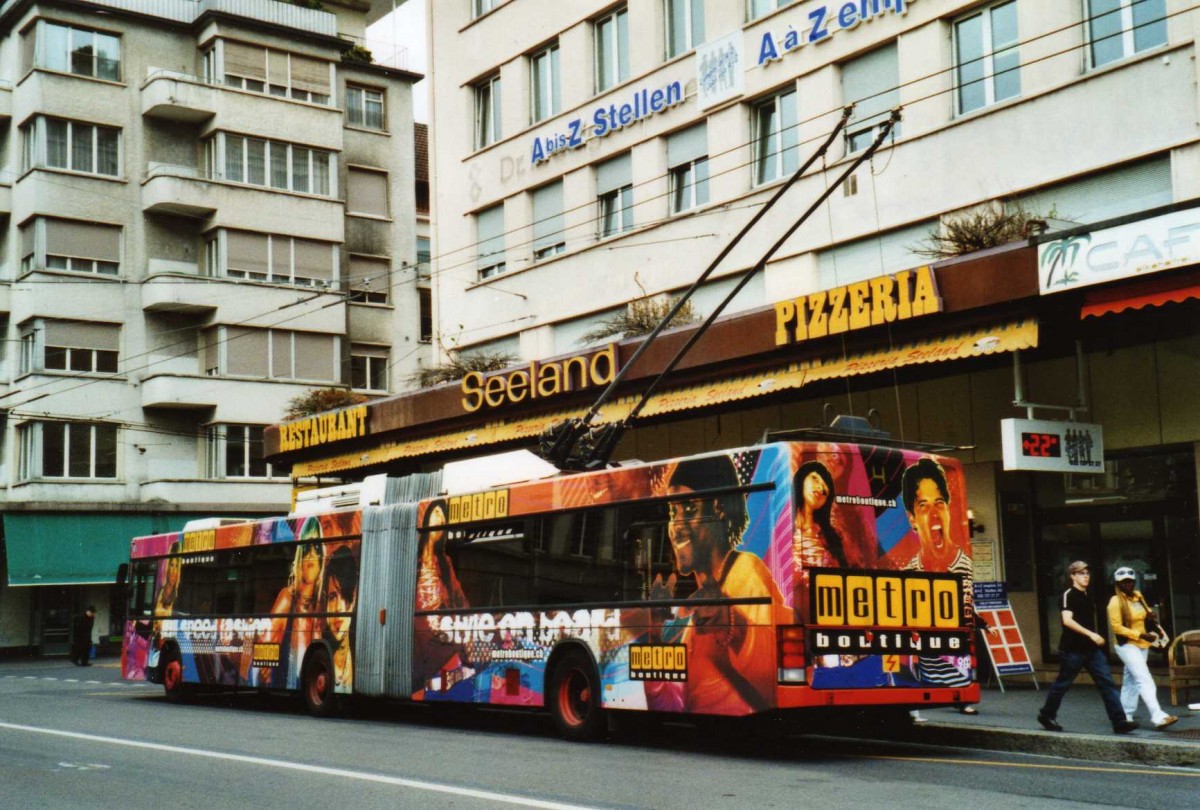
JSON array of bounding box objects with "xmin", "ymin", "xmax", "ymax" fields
[{"xmin": 1021, "ymin": 432, "xmax": 1061, "ymax": 458}]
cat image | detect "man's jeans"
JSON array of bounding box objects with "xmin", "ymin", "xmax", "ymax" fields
[{"xmin": 1040, "ymin": 647, "xmax": 1127, "ymax": 729}]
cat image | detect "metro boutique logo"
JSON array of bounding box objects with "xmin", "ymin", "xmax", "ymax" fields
[{"xmin": 530, "ymin": 80, "xmax": 684, "ymax": 164}]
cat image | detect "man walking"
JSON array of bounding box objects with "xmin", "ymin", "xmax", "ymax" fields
[
  {"xmin": 1038, "ymin": 562, "xmax": 1138, "ymax": 734},
  {"xmin": 71, "ymin": 605, "xmax": 96, "ymax": 667}
]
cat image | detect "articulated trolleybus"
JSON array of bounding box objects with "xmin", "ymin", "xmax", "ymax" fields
[{"xmin": 121, "ymin": 440, "xmax": 978, "ymax": 739}]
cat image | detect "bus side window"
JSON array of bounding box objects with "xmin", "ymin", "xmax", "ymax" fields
[
  {"xmin": 252, "ymin": 545, "xmax": 290, "ymax": 614},
  {"xmin": 129, "ymin": 561, "xmax": 155, "ymax": 617}
]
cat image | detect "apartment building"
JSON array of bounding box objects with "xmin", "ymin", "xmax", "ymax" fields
[
  {"xmin": 406, "ymin": 0, "xmax": 1200, "ymax": 667},
  {"xmin": 0, "ymin": 0, "xmax": 422, "ymax": 654}
]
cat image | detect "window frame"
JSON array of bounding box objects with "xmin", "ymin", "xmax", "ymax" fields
[
  {"xmin": 346, "ymin": 83, "xmax": 386, "ymax": 130},
  {"xmin": 594, "ymin": 6, "xmax": 630, "ymax": 93},
  {"xmin": 206, "ymin": 133, "xmax": 334, "ymax": 197},
  {"xmin": 665, "ymin": 0, "xmax": 705, "ymax": 59},
  {"xmin": 476, "ymin": 204, "xmax": 507, "ymax": 279},
  {"xmin": 474, "ymin": 73, "xmax": 502, "ymax": 150},
  {"xmin": 205, "ymin": 424, "xmax": 274, "ymax": 479},
  {"xmin": 529, "ymin": 42, "xmax": 561, "ymax": 124},
  {"xmin": 349, "ymin": 344, "xmax": 390, "ymax": 392},
  {"xmin": 669, "ymin": 157, "xmax": 709, "ymax": 214},
  {"xmin": 219, "ymin": 41, "xmax": 332, "ymax": 105},
  {"xmin": 953, "ymin": 0, "xmax": 1021, "ymax": 116},
  {"xmin": 19, "ymin": 420, "xmax": 118, "ymax": 480},
  {"xmin": 752, "ymin": 88, "xmax": 798, "ymax": 185},
  {"xmin": 35, "ymin": 19, "xmax": 121, "ymax": 81},
  {"xmin": 22, "ymin": 115, "xmax": 120, "ymax": 178},
  {"xmin": 1086, "ymin": 0, "xmax": 1168, "ymax": 69},
  {"xmin": 598, "ymin": 185, "xmax": 633, "ymax": 238},
  {"xmin": 220, "ymin": 230, "xmax": 337, "ymax": 288},
  {"xmin": 19, "ymin": 217, "xmax": 122, "ymax": 278}
]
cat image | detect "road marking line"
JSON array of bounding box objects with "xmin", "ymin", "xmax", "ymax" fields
[
  {"xmin": 0, "ymin": 721, "xmax": 601, "ymax": 809},
  {"xmin": 85, "ymin": 681, "xmax": 100, "ymax": 684},
  {"xmin": 64, "ymin": 679, "xmax": 79, "ymax": 683},
  {"xmin": 856, "ymin": 753, "xmax": 1200, "ymax": 777}
]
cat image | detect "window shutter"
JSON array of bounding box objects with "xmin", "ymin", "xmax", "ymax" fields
[
  {"xmin": 817, "ymin": 221, "xmax": 932, "ymax": 287},
  {"xmin": 267, "ymin": 50, "xmax": 289, "ymax": 86},
  {"xmin": 226, "ymin": 231, "xmax": 270, "ymax": 277},
  {"xmin": 348, "ymin": 168, "xmax": 389, "ymax": 216},
  {"xmin": 1014, "ymin": 156, "xmax": 1171, "ymax": 225},
  {"xmin": 476, "ymin": 205, "xmax": 505, "ymax": 269},
  {"xmin": 224, "ymin": 41, "xmax": 267, "ymax": 80},
  {"xmin": 533, "ymin": 182, "xmax": 564, "ymax": 252},
  {"xmin": 290, "ymin": 54, "xmax": 330, "ymax": 95},
  {"xmin": 227, "ymin": 327, "xmax": 270, "ymax": 376},
  {"xmin": 667, "ymin": 124, "xmax": 707, "ymax": 167},
  {"xmin": 352, "ymin": 343, "xmax": 389, "ymax": 359},
  {"xmin": 842, "ymin": 42, "xmax": 899, "ymax": 127},
  {"xmin": 44, "ymin": 220, "xmax": 120, "ymax": 261},
  {"xmin": 596, "ymin": 152, "xmax": 632, "ymax": 195},
  {"xmin": 293, "ymin": 239, "xmax": 334, "ymax": 282},
  {"xmin": 348, "ymin": 255, "xmax": 389, "ymax": 293},
  {"xmin": 293, "ymin": 332, "xmax": 334, "ymax": 381},
  {"xmin": 42, "ymin": 320, "xmax": 120, "ymax": 350},
  {"xmin": 20, "ymin": 222, "xmax": 35, "ymax": 259}
]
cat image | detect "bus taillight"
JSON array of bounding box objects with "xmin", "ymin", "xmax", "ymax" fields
[{"xmin": 778, "ymin": 626, "xmax": 806, "ymax": 684}]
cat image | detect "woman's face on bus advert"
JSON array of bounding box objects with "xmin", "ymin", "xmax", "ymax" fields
[{"xmin": 801, "ymin": 471, "xmax": 829, "ymax": 512}]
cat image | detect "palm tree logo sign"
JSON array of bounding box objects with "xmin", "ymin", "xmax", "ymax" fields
[{"xmin": 1040, "ymin": 234, "xmax": 1091, "ymax": 289}]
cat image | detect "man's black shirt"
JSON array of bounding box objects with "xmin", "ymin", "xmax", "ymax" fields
[{"xmin": 1059, "ymin": 586, "xmax": 1101, "ymax": 653}]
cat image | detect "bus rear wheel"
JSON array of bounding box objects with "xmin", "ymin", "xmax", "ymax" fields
[
  {"xmin": 302, "ymin": 647, "xmax": 339, "ymax": 718},
  {"xmin": 162, "ymin": 649, "xmax": 191, "ymax": 704},
  {"xmin": 549, "ymin": 649, "xmax": 604, "ymax": 742}
]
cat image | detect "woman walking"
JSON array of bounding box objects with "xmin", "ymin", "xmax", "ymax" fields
[{"xmin": 1107, "ymin": 567, "xmax": 1177, "ymax": 730}]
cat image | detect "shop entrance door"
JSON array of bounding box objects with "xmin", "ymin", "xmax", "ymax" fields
[
  {"xmin": 1036, "ymin": 504, "xmax": 1168, "ymax": 663},
  {"xmin": 38, "ymin": 586, "xmax": 74, "ymax": 656}
]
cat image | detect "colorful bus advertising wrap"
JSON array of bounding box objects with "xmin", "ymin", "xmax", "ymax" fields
[
  {"xmin": 123, "ymin": 511, "xmax": 361, "ymax": 695},
  {"xmin": 412, "ymin": 444, "xmax": 973, "ymax": 714}
]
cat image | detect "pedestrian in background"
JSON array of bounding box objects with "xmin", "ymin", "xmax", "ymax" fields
[
  {"xmin": 1107, "ymin": 567, "xmax": 1177, "ymax": 730},
  {"xmin": 1037, "ymin": 561, "xmax": 1138, "ymax": 734},
  {"xmin": 71, "ymin": 605, "xmax": 96, "ymax": 667}
]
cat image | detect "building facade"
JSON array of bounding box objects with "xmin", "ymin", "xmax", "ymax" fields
[
  {"xmin": 0, "ymin": 0, "xmax": 423, "ymax": 655},
  {"xmin": 387, "ymin": 0, "xmax": 1200, "ymax": 670}
]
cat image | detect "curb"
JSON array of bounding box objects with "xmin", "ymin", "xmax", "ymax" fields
[{"xmin": 905, "ymin": 722, "xmax": 1200, "ymax": 767}]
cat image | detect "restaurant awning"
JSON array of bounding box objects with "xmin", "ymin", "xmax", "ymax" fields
[
  {"xmin": 1081, "ymin": 274, "xmax": 1200, "ymax": 319},
  {"xmin": 292, "ymin": 319, "xmax": 1038, "ymax": 477}
]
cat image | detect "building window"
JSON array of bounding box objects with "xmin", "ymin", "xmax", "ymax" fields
[
  {"xmin": 22, "ymin": 116, "xmax": 119, "ymax": 177},
  {"xmin": 19, "ymin": 421, "xmax": 118, "ymax": 480},
  {"xmin": 206, "ymin": 425, "xmax": 271, "ymax": 479},
  {"xmin": 418, "ymin": 288, "xmax": 433, "ymax": 343},
  {"xmin": 475, "ymin": 73, "xmax": 502, "ymax": 149},
  {"xmin": 667, "ymin": 124, "xmax": 708, "ymax": 213},
  {"xmin": 350, "ymin": 344, "xmax": 389, "ymax": 392},
  {"xmin": 595, "ymin": 7, "xmax": 629, "ymax": 93},
  {"xmin": 1088, "ymin": 0, "xmax": 1167, "ymax": 68},
  {"xmin": 476, "ymin": 204, "xmax": 507, "ymax": 279},
  {"xmin": 748, "ymin": 0, "xmax": 790, "ymax": 21},
  {"xmin": 207, "ymin": 327, "xmax": 338, "ymax": 381},
  {"xmin": 20, "ymin": 319, "xmax": 119, "ymax": 375},
  {"xmin": 530, "ymin": 43, "xmax": 561, "ymax": 123},
  {"xmin": 416, "ymin": 236, "xmax": 431, "ymax": 278},
  {"xmin": 532, "ymin": 181, "xmax": 566, "ymax": 259},
  {"xmin": 347, "ymin": 167, "xmax": 390, "ymax": 217},
  {"xmin": 841, "ymin": 43, "xmax": 899, "ymax": 153},
  {"xmin": 348, "ymin": 255, "xmax": 390, "ymax": 304},
  {"xmin": 753, "ymin": 89, "xmax": 797, "ymax": 184},
  {"xmin": 205, "ymin": 134, "xmax": 334, "ymax": 196},
  {"xmin": 346, "ymin": 84, "xmax": 385, "ymax": 129},
  {"xmin": 666, "ymin": 0, "xmax": 704, "ymax": 58},
  {"xmin": 19, "ymin": 218, "xmax": 121, "ymax": 276},
  {"xmin": 473, "ymin": 0, "xmax": 504, "ymax": 17},
  {"xmin": 223, "ymin": 231, "xmax": 335, "ymax": 287},
  {"xmin": 954, "ymin": 1, "xmax": 1020, "ymax": 115},
  {"xmin": 221, "ymin": 41, "xmax": 331, "ymax": 104},
  {"xmin": 31, "ymin": 20, "xmax": 120, "ymax": 80},
  {"xmin": 597, "ymin": 152, "xmax": 633, "ymax": 238}
]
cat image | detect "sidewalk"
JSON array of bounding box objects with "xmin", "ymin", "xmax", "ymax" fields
[{"xmin": 900, "ymin": 682, "xmax": 1200, "ymax": 767}]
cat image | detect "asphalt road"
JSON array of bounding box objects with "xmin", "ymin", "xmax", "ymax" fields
[{"xmin": 2, "ymin": 658, "xmax": 1198, "ymax": 809}]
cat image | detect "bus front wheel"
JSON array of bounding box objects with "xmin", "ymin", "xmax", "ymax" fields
[
  {"xmin": 549, "ymin": 649, "xmax": 604, "ymax": 742},
  {"xmin": 302, "ymin": 646, "xmax": 339, "ymax": 718}
]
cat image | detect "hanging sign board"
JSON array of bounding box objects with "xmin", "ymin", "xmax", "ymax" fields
[
  {"xmin": 1001, "ymin": 418, "xmax": 1104, "ymax": 473},
  {"xmin": 973, "ymin": 582, "xmax": 1035, "ymax": 679}
]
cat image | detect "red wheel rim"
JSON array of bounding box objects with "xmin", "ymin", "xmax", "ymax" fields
[
  {"xmin": 308, "ymin": 662, "xmax": 330, "ymax": 707},
  {"xmin": 557, "ymin": 667, "xmax": 590, "ymax": 728},
  {"xmin": 164, "ymin": 660, "xmax": 181, "ymax": 691}
]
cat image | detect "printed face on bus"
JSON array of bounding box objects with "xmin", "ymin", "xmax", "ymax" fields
[
  {"xmin": 300, "ymin": 546, "xmax": 322, "ymax": 589},
  {"xmin": 800, "ymin": 471, "xmax": 830, "ymax": 514},
  {"xmin": 325, "ymin": 576, "xmax": 354, "ymax": 642},
  {"xmin": 426, "ymin": 504, "xmax": 447, "ymax": 548},
  {"xmin": 666, "ymin": 486, "xmax": 723, "ymax": 576},
  {"xmin": 909, "ymin": 477, "xmax": 953, "ymax": 565}
]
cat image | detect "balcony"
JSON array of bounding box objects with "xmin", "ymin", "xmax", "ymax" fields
[
  {"xmin": 141, "ymin": 69, "xmax": 342, "ymax": 145},
  {"xmin": 141, "ymin": 271, "xmax": 218, "ymax": 314},
  {"xmin": 141, "ymin": 164, "xmax": 217, "ymax": 218},
  {"xmin": 141, "ymin": 164, "xmax": 344, "ymax": 242},
  {"xmin": 140, "ymin": 373, "xmax": 219, "ymax": 409},
  {"xmin": 141, "ymin": 70, "xmax": 217, "ymax": 123},
  {"xmin": 0, "ymin": 182, "xmax": 11, "ymax": 217},
  {"xmin": 140, "ymin": 479, "xmax": 290, "ymax": 511}
]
